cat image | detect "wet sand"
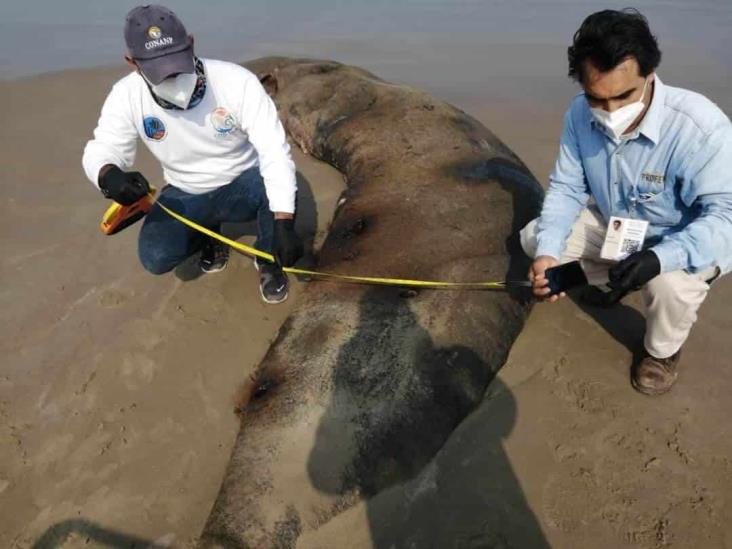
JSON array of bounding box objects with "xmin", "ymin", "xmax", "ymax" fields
[
  {"xmin": 0, "ymin": 66, "xmax": 346, "ymax": 546},
  {"xmin": 2, "ymin": 57, "xmax": 732, "ymax": 548}
]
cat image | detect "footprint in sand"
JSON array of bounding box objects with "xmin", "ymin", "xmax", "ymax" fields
[
  {"xmin": 120, "ymin": 353, "xmax": 158, "ymax": 388},
  {"xmin": 98, "ymin": 288, "xmax": 134, "ymax": 308}
]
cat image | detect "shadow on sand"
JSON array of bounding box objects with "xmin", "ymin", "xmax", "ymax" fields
[
  {"xmin": 306, "ymin": 287, "xmax": 550, "ymax": 548},
  {"xmin": 570, "ymin": 290, "xmax": 647, "ymax": 362},
  {"xmin": 32, "ymin": 519, "xmax": 168, "ymax": 549}
]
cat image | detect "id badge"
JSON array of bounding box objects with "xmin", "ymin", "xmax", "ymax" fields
[{"xmin": 600, "ymin": 216, "xmax": 649, "ymax": 261}]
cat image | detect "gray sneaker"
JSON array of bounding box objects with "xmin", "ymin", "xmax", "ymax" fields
[
  {"xmin": 200, "ymin": 237, "xmax": 229, "ymax": 273},
  {"xmin": 254, "ymin": 259, "xmax": 289, "ymax": 304}
]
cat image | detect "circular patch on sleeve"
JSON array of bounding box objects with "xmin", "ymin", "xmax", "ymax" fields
[{"xmin": 143, "ymin": 116, "xmax": 167, "ymax": 141}]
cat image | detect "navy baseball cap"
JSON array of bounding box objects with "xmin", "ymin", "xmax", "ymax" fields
[{"xmin": 124, "ymin": 5, "xmax": 194, "ymax": 85}]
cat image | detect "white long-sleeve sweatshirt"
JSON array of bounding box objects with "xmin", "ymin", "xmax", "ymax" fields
[{"xmin": 82, "ymin": 58, "xmax": 297, "ymax": 213}]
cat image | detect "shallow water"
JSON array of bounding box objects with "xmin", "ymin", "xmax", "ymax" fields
[
  {"xmin": 4, "ymin": 1, "xmax": 727, "ymax": 188},
  {"xmin": 2, "ymin": 0, "xmax": 730, "ymax": 86}
]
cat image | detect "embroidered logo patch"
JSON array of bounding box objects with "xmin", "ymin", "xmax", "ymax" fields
[
  {"xmin": 144, "ymin": 26, "xmax": 173, "ymax": 50},
  {"xmin": 640, "ymin": 172, "xmax": 665, "ymax": 184},
  {"xmin": 210, "ymin": 107, "xmax": 237, "ymax": 137},
  {"xmin": 143, "ymin": 116, "xmax": 166, "ymax": 141},
  {"xmin": 147, "ymin": 26, "xmax": 162, "ymax": 39}
]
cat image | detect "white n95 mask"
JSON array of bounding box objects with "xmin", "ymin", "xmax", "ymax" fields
[
  {"xmin": 149, "ymin": 72, "xmax": 198, "ymax": 109},
  {"xmin": 590, "ymin": 77, "xmax": 650, "ymax": 140}
]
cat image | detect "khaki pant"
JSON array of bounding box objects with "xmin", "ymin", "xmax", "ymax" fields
[{"xmin": 520, "ymin": 208, "xmax": 719, "ymax": 359}]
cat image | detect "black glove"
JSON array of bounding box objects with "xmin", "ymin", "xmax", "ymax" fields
[
  {"xmin": 273, "ymin": 218, "xmax": 303, "ymax": 267},
  {"xmin": 99, "ymin": 166, "xmax": 151, "ymax": 206},
  {"xmin": 608, "ymin": 249, "xmax": 661, "ymax": 292}
]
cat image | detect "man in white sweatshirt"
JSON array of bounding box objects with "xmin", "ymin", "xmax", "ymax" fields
[{"xmin": 82, "ymin": 4, "xmax": 302, "ymax": 304}]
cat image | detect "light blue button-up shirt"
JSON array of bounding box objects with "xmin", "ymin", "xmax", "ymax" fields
[{"xmin": 535, "ymin": 76, "xmax": 732, "ymax": 274}]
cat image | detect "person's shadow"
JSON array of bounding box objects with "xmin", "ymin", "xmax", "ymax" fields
[
  {"xmin": 173, "ymin": 170, "xmax": 319, "ymax": 281},
  {"xmin": 32, "ymin": 518, "xmax": 168, "ymax": 549},
  {"xmin": 363, "ymin": 377, "xmax": 550, "ymax": 549},
  {"xmin": 570, "ymin": 290, "xmax": 647, "ymax": 362},
  {"xmin": 306, "ymin": 286, "xmax": 549, "ymax": 548}
]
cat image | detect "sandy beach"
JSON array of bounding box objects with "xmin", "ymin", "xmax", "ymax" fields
[
  {"xmin": 2, "ymin": 5, "xmax": 732, "ymax": 546},
  {"xmin": 0, "ymin": 66, "xmax": 348, "ymax": 546}
]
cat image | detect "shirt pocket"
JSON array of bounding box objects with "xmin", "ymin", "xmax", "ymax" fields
[
  {"xmin": 635, "ymin": 174, "xmax": 682, "ymax": 227},
  {"xmin": 635, "ymin": 171, "xmax": 666, "ymax": 199}
]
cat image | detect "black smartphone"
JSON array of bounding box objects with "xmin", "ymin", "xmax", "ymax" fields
[{"xmin": 544, "ymin": 261, "xmax": 588, "ymax": 296}]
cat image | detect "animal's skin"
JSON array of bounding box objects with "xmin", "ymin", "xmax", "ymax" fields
[{"xmin": 198, "ymin": 57, "xmax": 544, "ymax": 548}]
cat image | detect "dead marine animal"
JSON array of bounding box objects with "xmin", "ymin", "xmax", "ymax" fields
[{"xmin": 198, "ymin": 57, "xmax": 544, "ymax": 548}]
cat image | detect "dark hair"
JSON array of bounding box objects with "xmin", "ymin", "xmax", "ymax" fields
[{"xmin": 568, "ymin": 8, "xmax": 661, "ymax": 82}]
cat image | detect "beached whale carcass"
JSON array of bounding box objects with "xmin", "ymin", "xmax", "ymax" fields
[{"xmin": 199, "ymin": 57, "xmax": 543, "ymax": 547}]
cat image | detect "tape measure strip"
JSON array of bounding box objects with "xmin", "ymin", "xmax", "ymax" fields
[{"xmin": 157, "ymin": 202, "xmax": 512, "ymax": 290}]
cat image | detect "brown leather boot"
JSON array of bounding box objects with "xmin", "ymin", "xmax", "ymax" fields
[{"xmin": 631, "ymin": 350, "xmax": 681, "ymax": 395}]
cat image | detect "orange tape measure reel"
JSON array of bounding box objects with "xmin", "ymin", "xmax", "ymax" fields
[{"xmin": 100, "ymin": 188, "xmax": 157, "ymax": 235}]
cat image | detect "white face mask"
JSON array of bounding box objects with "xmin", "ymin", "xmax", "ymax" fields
[
  {"xmin": 148, "ymin": 72, "xmax": 198, "ymax": 109},
  {"xmin": 590, "ymin": 77, "xmax": 651, "ymax": 140}
]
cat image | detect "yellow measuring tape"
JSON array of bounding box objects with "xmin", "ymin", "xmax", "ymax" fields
[{"xmin": 157, "ymin": 202, "xmax": 514, "ymax": 291}]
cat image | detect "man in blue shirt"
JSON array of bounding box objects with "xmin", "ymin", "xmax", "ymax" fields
[{"xmin": 521, "ymin": 9, "xmax": 732, "ymax": 395}]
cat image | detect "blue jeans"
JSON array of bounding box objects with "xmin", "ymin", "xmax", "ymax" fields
[{"xmin": 138, "ymin": 168, "xmax": 273, "ymax": 275}]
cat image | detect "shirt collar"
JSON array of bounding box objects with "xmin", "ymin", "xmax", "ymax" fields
[
  {"xmin": 586, "ymin": 75, "xmax": 666, "ymax": 146},
  {"xmin": 635, "ymin": 75, "xmax": 665, "ymax": 145}
]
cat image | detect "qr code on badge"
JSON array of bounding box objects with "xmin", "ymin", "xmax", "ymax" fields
[{"xmin": 621, "ymin": 239, "xmax": 640, "ymax": 254}]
